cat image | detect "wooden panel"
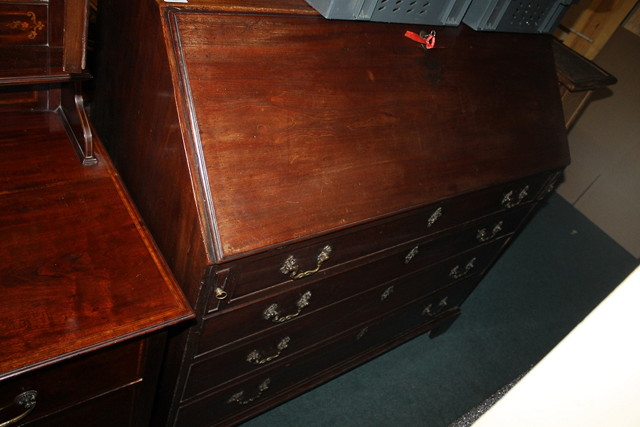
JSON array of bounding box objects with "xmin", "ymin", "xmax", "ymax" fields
[
  {"xmin": 177, "ymin": 280, "xmax": 475, "ymax": 426},
  {"xmin": 170, "ymin": 13, "xmax": 569, "ymax": 259},
  {"xmin": 23, "ymin": 385, "xmax": 140, "ymax": 427},
  {"xmin": 0, "ymin": 45, "xmax": 66, "ymax": 83},
  {"xmin": 90, "ymin": 0, "xmax": 210, "ymax": 305},
  {"xmin": 0, "ymin": 0, "xmax": 88, "ymax": 83},
  {"xmin": 0, "ymin": 111, "xmax": 193, "ymax": 378},
  {"xmin": 211, "ymin": 205, "xmax": 528, "ymax": 306},
  {"xmin": 63, "ymin": 0, "xmax": 89, "ymax": 72},
  {"xmin": 0, "ymin": 85, "xmax": 45, "ymax": 111},
  {"xmin": 0, "ymin": 3, "xmax": 48, "ymax": 46},
  {"xmin": 198, "ymin": 237, "xmax": 507, "ymax": 359},
  {"xmin": 556, "ymin": 0, "xmax": 638, "ymax": 59},
  {"xmin": 187, "ymin": 249, "xmax": 501, "ymax": 399},
  {"xmin": 623, "ymin": 3, "xmax": 640, "ymax": 36},
  {"xmin": 0, "ymin": 339, "xmax": 143, "ymax": 424}
]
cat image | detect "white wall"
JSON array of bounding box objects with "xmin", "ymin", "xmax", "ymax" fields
[{"xmin": 473, "ymin": 265, "xmax": 640, "ymax": 426}]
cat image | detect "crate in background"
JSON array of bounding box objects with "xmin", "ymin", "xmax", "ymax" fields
[
  {"xmin": 463, "ymin": 0, "xmax": 579, "ymax": 34},
  {"xmin": 304, "ymin": 0, "xmax": 473, "ymax": 26}
]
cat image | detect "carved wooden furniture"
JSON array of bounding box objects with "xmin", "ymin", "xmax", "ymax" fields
[
  {"xmin": 0, "ymin": 0, "xmax": 193, "ymax": 425},
  {"xmin": 91, "ymin": 1, "xmax": 571, "ymax": 425}
]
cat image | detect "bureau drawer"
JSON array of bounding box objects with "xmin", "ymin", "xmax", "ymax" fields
[
  {"xmin": 187, "ymin": 243, "xmax": 495, "ymax": 399},
  {"xmin": 0, "ymin": 3, "xmax": 48, "ymax": 46},
  {"xmin": 0, "ymin": 339, "xmax": 144, "ymax": 426},
  {"xmin": 207, "ymin": 202, "xmax": 531, "ymax": 313},
  {"xmin": 178, "ymin": 279, "xmax": 477, "ymax": 427},
  {"xmin": 197, "ymin": 235, "xmax": 507, "ymax": 359}
]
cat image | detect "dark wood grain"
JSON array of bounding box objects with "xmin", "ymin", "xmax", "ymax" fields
[
  {"xmin": 0, "ymin": 334, "xmax": 169, "ymax": 426},
  {"xmin": 0, "ymin": 3, "xmax": 49, "ymax": 46},
  {"xmin": 168, "ymin": 13, "xmax": 569, "ymax": 260},
  {"xmin": 91, "ymin": 0, "xmax": 209, "ymax": 306},
  {"xmin": 89, "ymin": 1, "xmax": 571, "ymax": 425},
  {"xmin": 0, "ymin": 110, "xmax": 193, "ymax": 379},
  {"xmin": 63, "ymin": 0, "xmax": 89, "ymax": 72}
]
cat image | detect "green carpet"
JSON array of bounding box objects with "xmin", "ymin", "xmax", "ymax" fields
[{"xmin": 242, "ymin": 194, "xmax": 638, "ymax": 427}]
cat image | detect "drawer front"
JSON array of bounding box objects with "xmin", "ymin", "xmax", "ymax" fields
[
  {"xmin": 211, "ymin": 173, "xmax": 549, "ymax": 304},
  {"xmin": 0, "ymin": 4, "xmax": 48, "ymax": 46},
  {"xmin": 196, "ymin": 232, "xmax": 506, "ymax": 360},
  {"xmin": 178, "ymin": 279, "xmax": 477, "ymax": 427},
  {"xmin": 187, "ymin": 241, "xmax": 497, "ymax": 399},
  {"xmin": 0, "ymin": 339, "xmax": 144, "ymax": 425},
  {"xmin": 18, "ymin": 384, "xmax": 138, "ymax": 427},
  {"xmin": 208, "ymin": 204, "xmax": 531, "ymax": 315}
]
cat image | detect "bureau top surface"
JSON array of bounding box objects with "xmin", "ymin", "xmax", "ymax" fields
[
  {"xmin": 166, "ymin": 9, "xmax": 570, "ymax": 260},
  {"xmin": 0, "ymin": 111, "xmax": 193, "ymax": 379}
]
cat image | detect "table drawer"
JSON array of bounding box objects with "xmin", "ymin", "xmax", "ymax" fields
[
  {"xmin": 0, "ymin": 3, "xmax": 48, "ymax": 46},
  {"xmin": 208, "ymin": 203, "xmax": 531, "ymax": 314},
  {"xmin": 178, "ymin": 279, "xmax": 477, "ymax": 426},
  {"xmin": 14, "ymin": 384, "xmax": 139, "ymax": 427},
  {"xmin": 0, "ymin": 339, "xmax": 144, "ymax": 426}
]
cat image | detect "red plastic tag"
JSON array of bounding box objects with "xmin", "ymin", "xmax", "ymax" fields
[{"xmin": 404, "ymin": 30, "xmax": 436, "ymax": 49}]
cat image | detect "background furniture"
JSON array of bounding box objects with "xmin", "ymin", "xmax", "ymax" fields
[
  {"xmin": 554, "ymin": 0, "xmax": 637, "ymax": 59},
  {"xmin": 90, "ymin": 1, "xmax": 570, "ymax": 425},
  {"xmin": 553, "ymin": 39, "xmax": 617, "ymax": 129},
  {"xmin": 0, "ymin": 0, "xmax": 193, "ymax": 425}
]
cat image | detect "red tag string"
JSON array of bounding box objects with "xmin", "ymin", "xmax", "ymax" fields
[{"xmin": 404, "ymin": 30, "xmax": 436, "ymax": 50}]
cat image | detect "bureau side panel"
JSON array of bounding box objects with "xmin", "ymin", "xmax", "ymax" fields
[
  {"xmin": 91, "ymin": 0, "xmax": 207, "ymax": 305},
  {"xmin": 90, "ymin": 1, "xmax": 207, "ymax": 423}
]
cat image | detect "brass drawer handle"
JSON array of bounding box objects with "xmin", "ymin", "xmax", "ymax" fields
[
  {"xmin": 476, "ymin": 221, "xmax": 504, "ymax": 243},
  {"xmin": 263, "ymin": 291, "xmax": 312, "ymax": 323},
  {"xmin": 356, "ymin": 327, "xmax": 369, "ymax": 341},
  {"xmin": 422, "ymin": 296, "xmax": 449, "ymax": 317},
  {"xmin": 227, "ymin": 379, "xmax": 271, "ymax": 405},
  {"xmin": 0, "ymin": 390, "xmax": 38, "ymax": 427},
  {"xmin": 544, "ymin": 172, "xmax": 562, "ymax": 194},
  {"xmin": 501, "ymin": 185, "xmax": 529, "ymax": 209},
  {"xmin": 280, "ymin": 245, "xmax": 333, "ymax": 280},
  {"xmin": 246, "ymin": 336, "xmax": 291, "ymax": 365},
  {"xmin": 380, "ymin": 285, "xmax": 395, "ymax": 302},
  {"xmin": 427, "ymin": 207, "xmax": 443, "ymax": 228},
  {"xmin": 404, "ymin": 245, "xmax": 419, "ymax": 264},
  {"xmin": 449, "ymin": 257, "xmax": 476, "ymax": 280}
]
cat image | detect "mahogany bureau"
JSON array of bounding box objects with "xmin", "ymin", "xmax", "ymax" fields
[
  {"xmin": 90, "ymin": 1, "xmax": 571, "ymax": 425},
  {"xmin": 0, "ymin": 0, "xmax": 193, "ymax": 425}
]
